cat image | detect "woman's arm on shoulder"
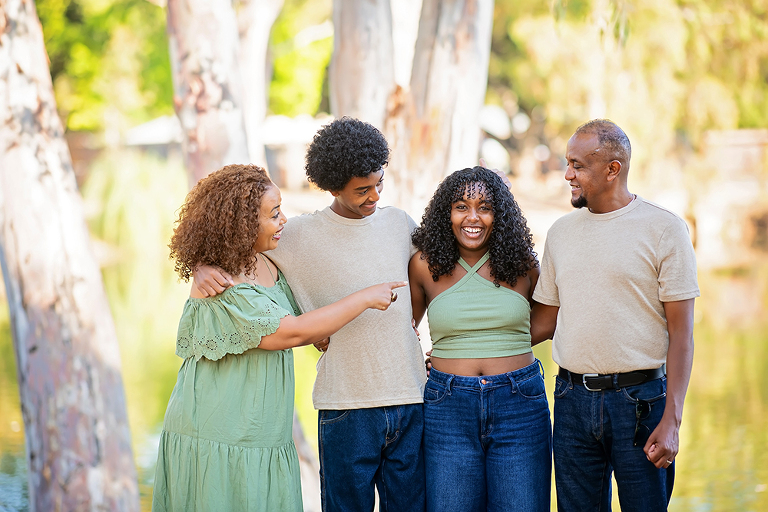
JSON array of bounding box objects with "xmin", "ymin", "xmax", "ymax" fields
[{"xmin": 409, "ymin": 251, "xmax": 430, "ymax": 326}]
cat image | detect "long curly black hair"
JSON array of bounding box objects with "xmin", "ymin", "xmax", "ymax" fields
[
  {"xmin": 305, "ymin": 117, "xmax": 390, "ymax": 191},
  {"xmin": 412, "ymin": 166, "xmax": 537, "ymax": 286}
]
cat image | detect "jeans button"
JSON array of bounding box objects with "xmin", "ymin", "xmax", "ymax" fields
[{"xmin": 481, "ymin": 379, "xmax": 488, "ymax": 385}]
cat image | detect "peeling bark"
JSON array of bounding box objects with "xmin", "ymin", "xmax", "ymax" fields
[
  {"xmin": 0, "ymin": 1, "xmax": 139, "ymax": 510},
  {"xmin": 166, "ymin": 0, "xmax": 251, "ymax": 185},
  {"xmin": 391, "ymin": 0, "xmax": 495, "ymax": 215},
  {"xmin": 331, "ymin": 0, "xmax": 494, "ymax": 215}
]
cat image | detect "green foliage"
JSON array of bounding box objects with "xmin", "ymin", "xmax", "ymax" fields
[
  {"xmin": 268, "ymin": 0, "xmax": 332, "ymax": 116},
  {"xmin": 489, "ymin": 0, "xmax": 768, "ymax": 155},
  {"xmin": 37, "ymin": 0, "xmax": 173, "ymax": 132}
]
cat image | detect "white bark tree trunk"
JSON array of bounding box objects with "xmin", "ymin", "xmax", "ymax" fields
[
  {"xmin": 390, "ymin": 0, "xmax": 423, "ymax": 88},
  {"xmin": 332, "ymin": 0, "xmax": 494, "ymax": 215},
  {"xmin": 392, "ymin": 0, "xmax": 495, "ymax": 215},
  {"xmin": 236, "ymin": 0, "xmax": 284, "ymax": 171},
  {"xmin": 330, "ymin": 0, "xmax": 396, "ymax": 130},
  {"xmin": 167, "ymin": 0, "xmax": 251, "ymax": 185},
  {"xmin": 0, "ymin": 1, "xmax": 140, "ymax": 510}
]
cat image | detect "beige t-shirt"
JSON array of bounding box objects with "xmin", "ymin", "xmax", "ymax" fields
[
  {"xmin": 533, "ymin": 196, "xmax": 700, "ymax": 374},
  {"xmin": 266, "ymin": 206, "xmax": 426, "ymax": 410}
]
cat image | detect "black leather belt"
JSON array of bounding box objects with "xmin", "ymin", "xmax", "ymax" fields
[{"xmin": 558, "ymin": 366, "xmax": 665, "ymax": 391}]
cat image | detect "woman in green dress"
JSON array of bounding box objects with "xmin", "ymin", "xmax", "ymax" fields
[{"xmin": 152, "ymin": 164, "xmax": 405, "ymax": 511}]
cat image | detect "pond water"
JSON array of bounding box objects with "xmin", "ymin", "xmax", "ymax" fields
[{"xmin": 0, "ymin": 154, "xmax": 766, "ymax": 510}]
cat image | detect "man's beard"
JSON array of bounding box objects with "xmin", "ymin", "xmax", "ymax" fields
[{"xmin": 571, "ymin": 195, "xmax": 587, "ymax": 209}]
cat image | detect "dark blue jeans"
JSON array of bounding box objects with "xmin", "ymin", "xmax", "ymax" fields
[
  {"xmin": 318, "ymin": 404, "xmax": 425, "ymax": 512},
  {"xmin": 553, "ymin": 373, "xmax": 674, "ymax": 512},
  {"xmin": 424, "ymin": 361, "xmax": 552, "ymax": 512}
]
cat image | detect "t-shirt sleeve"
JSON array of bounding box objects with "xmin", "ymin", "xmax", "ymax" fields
[
  {"xmin": 175, "ymin": 287, "xmax": 295, "ymax": 361},
  {"xmin": 406, "ymin": 212, "xmax": 419, "ymax": 257},
  {"xmin": 657, "ymin": 218, "xmax": 700, "ymax": 302},
  {"xmin": 532, "ymin": 233, "xmax": 560, "ymax": 307}
]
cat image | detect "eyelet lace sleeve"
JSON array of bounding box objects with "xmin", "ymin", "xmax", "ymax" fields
[{"xmin": 175, "ymin": 285, "xmax": 295, "ymax": 361}]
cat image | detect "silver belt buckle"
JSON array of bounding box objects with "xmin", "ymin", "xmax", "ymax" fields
[{"xmin": 582, "ymin": 373, "xmax": 601, "ymax": 391}]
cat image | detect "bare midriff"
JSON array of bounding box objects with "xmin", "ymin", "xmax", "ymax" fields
[{"xmin": 432, "ymin": 351, "xmax": 535, "ymax": 377}]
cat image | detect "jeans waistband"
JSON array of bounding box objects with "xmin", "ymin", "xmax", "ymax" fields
[{"xmin": 428, "ymin": 360, "xmax": 543, "ymax": 390}]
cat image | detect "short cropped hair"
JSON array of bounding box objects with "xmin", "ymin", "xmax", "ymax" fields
[
  {"xmin": 575, "ymin": 119, "xmax": 632, "ymax": 167},
  {"xmin": 169, "ymin": 164, "xmax": 273, "ymax": 281},
  {"xmin": 305, "ymin": 117, "xmax": 390, "ymax": 191}
]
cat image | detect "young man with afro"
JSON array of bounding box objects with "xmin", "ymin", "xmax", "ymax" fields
[{"xmin": 195, "ymin": 117, "xmax": 426, "ymax": 512}]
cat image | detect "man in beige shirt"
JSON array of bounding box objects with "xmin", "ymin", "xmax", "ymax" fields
[{"xmin": 532, "ymin": 119, "xmax": 699, "ymax": 511}]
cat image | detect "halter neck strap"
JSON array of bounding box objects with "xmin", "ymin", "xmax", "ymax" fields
[{"xmin": 457, "ymin": 252, "xmax": 490, "ymax": 275}]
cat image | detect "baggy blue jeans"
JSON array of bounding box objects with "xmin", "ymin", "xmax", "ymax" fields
[
  {"xmin": 553, "ymin": 373, "xmax": 674, "ymax": 512},
  {"xmin": 318, "ymin": 403, "xmax": 425, "ymax": 512},
  {"xmin": 424, "ymin": 361, "xmax": 552, "ymax": 512}
]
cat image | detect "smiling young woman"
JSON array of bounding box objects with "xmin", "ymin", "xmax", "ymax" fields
[{"xmin": 408, "ymin": 166, "xmax": 551, "ymax": 512}]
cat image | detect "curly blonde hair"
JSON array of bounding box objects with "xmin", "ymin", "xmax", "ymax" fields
[{"xmin": 169, "ymin": 164, "xmax": 273, "ymax": 281}]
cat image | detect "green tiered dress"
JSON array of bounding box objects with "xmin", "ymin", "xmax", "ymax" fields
[{"xmin": 152, "ymin": 273, "xmax": 303, "ymax": 512}]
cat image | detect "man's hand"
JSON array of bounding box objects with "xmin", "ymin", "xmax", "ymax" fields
[
  {"xmin": 425, "ymin": 349, "xmax": 432, "ymax": 377},
  {"xmin": 645, "ymin": 416, "xmax": 679, "ymax": 469},
  {"xmin": 193, "ymin": 265, "xmax": 234, "ymax": 297},
  {"xmin": 313, "ymin": 337, "xmax": 330, "ymax": 352}
]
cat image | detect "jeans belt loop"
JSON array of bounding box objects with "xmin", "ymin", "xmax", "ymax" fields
[{"xmin": 445, "ymin": 374, "xmax": 453, "ymax": 395}]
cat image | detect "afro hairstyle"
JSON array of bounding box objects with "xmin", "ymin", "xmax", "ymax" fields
[{"xmin": 305, "ymin": 116, "xmax": 390, "ymax": 191}]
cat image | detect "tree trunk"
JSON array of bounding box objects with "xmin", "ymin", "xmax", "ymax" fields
[
  {"xmin": 390, "ymin": 0, "xmax": 423, "ymax": 88},
  {"xmin": 166, "ymin": 0, "xmax": 251, "ymax": 185},
  {"xmin": 236, "ymin": 0, "xmax": 284, "ymax": 171},
  {"xmin": 0, "ymin": 1, "xmax": 140, "ymax": 510},
  {"xmin": 332, "ymin": 0, "xmax": 494, "ymax": 215},
  {"xmin": 329, "ymin": 0, "xmax": 396, "ymax": 130},
  {"xmin": 389, "ymin": 0, "xmax": 495, "ymax": 215}
]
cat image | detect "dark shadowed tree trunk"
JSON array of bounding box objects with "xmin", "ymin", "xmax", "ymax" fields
[
  {"xmin": 166, "ymin": 0, "xmax": 251, "ymax": 184},
  {"xmin": 0, "ymin": 1, "xmax": 140, "ymax": 510}
]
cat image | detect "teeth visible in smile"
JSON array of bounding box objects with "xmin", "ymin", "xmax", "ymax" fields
[{"xmin": 463, "ymin": 227, "xmax": 481, "ymax": 233}]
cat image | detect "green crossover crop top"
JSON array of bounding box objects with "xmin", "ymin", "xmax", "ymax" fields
[{"xmin": 427, "ymin": 252, "xmax": 532, "ymax": 359}]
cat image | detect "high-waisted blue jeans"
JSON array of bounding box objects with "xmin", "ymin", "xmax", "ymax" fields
[{"xmin": 424, "ymin": 360, "xmax": 552, "ymax": 512}]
